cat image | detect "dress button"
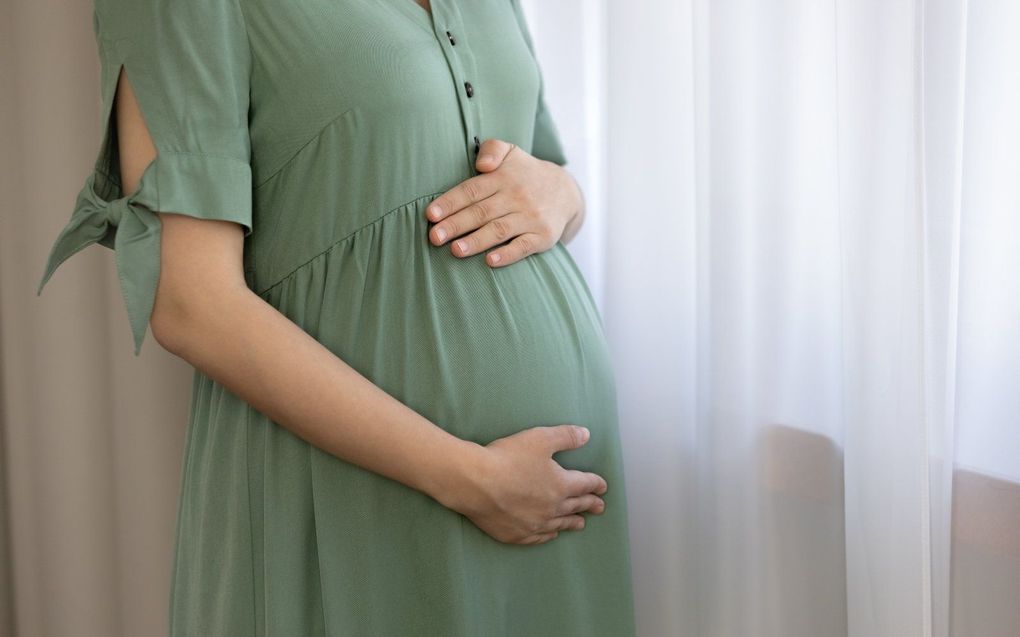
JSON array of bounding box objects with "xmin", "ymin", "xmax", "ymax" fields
[
  {"xmin": 474, "ymin": 136, "xmax": 480, "ymax": 154},
  {"xmin": 446, "ymin": 30, "xmax": 456, "ymax": 45},
  {"xmin": 464, "ymin": 81, "xmax": 474, "ymax": 98}
]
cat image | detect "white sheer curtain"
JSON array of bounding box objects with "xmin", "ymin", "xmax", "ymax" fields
[{"xmin": 524, "ymin": 0, "xmax": 1020, "ymax": 635}]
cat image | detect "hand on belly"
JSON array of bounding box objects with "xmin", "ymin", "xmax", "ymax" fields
[
  {"xmin": 438, "ymin": 424, "xmax": 609, "ymax": 546},
  {"xmin": 425, "ymin": 138, "xmax": 584, "ymax": 267}
]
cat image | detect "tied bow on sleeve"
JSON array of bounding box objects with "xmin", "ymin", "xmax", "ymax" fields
[{"xmin": 36, "ymin": 170, "xmax": 162, "ymax": 356}]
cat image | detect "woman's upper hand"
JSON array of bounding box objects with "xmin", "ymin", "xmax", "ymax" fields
[
  {"xmin": 446, "ymin": 424, "xmax": 609, "ymax": 546},
  {"xmin": 425, "ymin": 139, "xmax": 584, "ymax": 267}
]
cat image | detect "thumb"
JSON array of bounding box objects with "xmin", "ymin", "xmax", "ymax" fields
[
  {"xmin": 475, "ymin": 139, "xmax": 515, "ymax": 172},
  {"xmin": 547, "ymin": 424, "xmax": 590, "ymax": 454}
]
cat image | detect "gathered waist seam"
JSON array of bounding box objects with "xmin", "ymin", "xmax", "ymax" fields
[{"xmin": 254, "ymin": 190, "xmax": 446, "ymax": 298}]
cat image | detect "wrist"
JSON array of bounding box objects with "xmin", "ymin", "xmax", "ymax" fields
[
  {"xmin": 560, "ymin": 172, "xmax": 585, "ymax": 244},
  {"xmin": 423, "ymin": 436, "xmax": 491, "ymax": 514}
]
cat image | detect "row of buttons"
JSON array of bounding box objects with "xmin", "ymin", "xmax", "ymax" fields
[
  {"xmin": 439, "ymin": 19, "xmax": 481, "ymax": 163},
  {"xmin": 443, "ymin": 26, "xmax": 479, "ymax": 156}
]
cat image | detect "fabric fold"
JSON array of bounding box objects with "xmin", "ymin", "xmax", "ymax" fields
[
  {"xmin": 37, "ymin": 144, "xmax": 254, "ymax": 356},
  {"xmin": 37, "ymin": 168, "xmax": 162, "ymax": 356}
]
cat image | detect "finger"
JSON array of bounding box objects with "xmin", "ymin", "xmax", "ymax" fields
[
  {"xmin": 556, "ymin": 494, "xmax": 606, "ymax": 517},
  {"xmin": 561, "ymin": 469, "xmax": 609, "ymax": 497},
  {"xmin": 544, "ymin": 424, "xmax": 590, "ymax": 455},
  {"xmin": 545, "ymin": 515, "xmax": 586, "ymax": 533},
  {"xmin": 434, "ymin": 197, "xmax": 512, "ymax": 252},
  {"xmin": 426, "ymin": 173, "xmax": 498, "ymax": 224},
  {"xmin": 494, "ymin": 231, "xmax": 549, "ymax": 266},
  {"xmin": 451, "ymin": 212, "xmax": 526, "ymax": 259},
  {"xmin": 522, "ymin": 531, "xmax": 559, "ymax": 545},
  {"xmin": 475, "ymin": 138, "xmax": 516, "ymax": 173}
]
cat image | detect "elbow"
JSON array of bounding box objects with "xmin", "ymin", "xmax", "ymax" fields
[
  {"xmin": 149, "ymin": 296, "xmax": 189, "ymax": 356},
  {"xmin": 149, "ymin": 278, "xmax": 253, "ymax": 357},
  {"xmin": 148, "ymin": 282, "xmax": 202, "ymax": 356}
]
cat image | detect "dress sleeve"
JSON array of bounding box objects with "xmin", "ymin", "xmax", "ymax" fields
[
  {"xmin": 36, "ymin": 0, "xmax": 254, "ymax": 356},
  {"xmin": 508, "ymin": 0, "xmax": 570, "ymax": 167}
]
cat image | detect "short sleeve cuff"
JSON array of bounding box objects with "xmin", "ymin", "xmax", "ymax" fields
[
  {"xmin": 533, "ymin": 106, "xmax": 569, "ymax": 167},
  {"xmin": 37, "ymin": 150, "xmax": 253, "ymax": 357},
  {"xmin": 137, "ymin": 150, "xmax": 253, "ymax": 237}
]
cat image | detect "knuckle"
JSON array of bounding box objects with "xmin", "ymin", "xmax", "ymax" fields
[
  {"xmin": 564, "ymin": 499, "xmax": 581, "ymax": 518},
  {"xmin": 521, "ymin": 204, "xmax": 538, "ymax": 226},
  {"xmin": 552, "ymin": 499, "xmax": 570, "ymax": 517},
  {"xmin": 518, "ymin": 234, "xmax": 536, "ymax": 255},
  {"xmin": 542, "ymin": 219, "xmax": 557, "ymax": 240},
  {"xmin": 546, "ymin": 425, "xmax": 563, "ymax": 444},
  {"xmin": 554, "ymin": 473, "xmax": 572, "ymax": 496},
  {"xmin": 491, "ymin": 217, "xmax": 512, "ymax": 241},
  {"xmin": 471, "ymin": 202, "xmax": 489, "ymax": 225},
  {"xmin": 543, "ymin": 501, "xmax": 560, "ymax": 521},
  {"xmin": 534, "ymin": 215, "xmax": 555, "ymax": 239},
  {"xmin": 462, "ymin": 180, "xmax": 482, "ymax": 201}
]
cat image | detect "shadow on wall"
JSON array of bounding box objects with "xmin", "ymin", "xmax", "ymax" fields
[
  {"xmin": 951, "ymin": 468, "xmax": 1020, "ymax": 636},
  {"xmin": 754, "ymin": 425, "xmax": 1020, "ymax": 637},
  {"xmin": 758, "ymin": 425, "xmax": 848, "ymax": 636}
]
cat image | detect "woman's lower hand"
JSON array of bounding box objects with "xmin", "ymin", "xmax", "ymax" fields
[
  {"xmin": 425, "ymin": 139, "xmax": 584, "ymax": 267},
  {"xmin": 445, "ymin": 424, "xmax": 609, "ymax": 545}
]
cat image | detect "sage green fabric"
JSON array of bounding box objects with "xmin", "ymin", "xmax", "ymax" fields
[{"xmin": 37, "ymin": 0, "xmax": 636, "ymax": 634}]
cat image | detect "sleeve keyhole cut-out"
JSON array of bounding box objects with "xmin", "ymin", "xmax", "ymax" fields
[{"xmin": 112, "ymin": 66, "xmax": 158, "ymax": 201}]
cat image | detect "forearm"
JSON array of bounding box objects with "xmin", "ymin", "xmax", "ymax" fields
[{"xmin": 152, "ymin": 283, "xmax": 485, "ymax": 510}]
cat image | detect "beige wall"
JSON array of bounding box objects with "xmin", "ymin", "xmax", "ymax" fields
[{"xmin": 1, "ymin": 2, "xmax": 196, "ymax": 635}]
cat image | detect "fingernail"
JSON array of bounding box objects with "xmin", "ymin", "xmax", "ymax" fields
[
  {"xmin": 490, "ymin": 252, "xmax": 502, "ymax": 264},
  {"xmin": 455, "ymin": 239, "xmax": 467, "ymax": 254},
  {"xmin": 478, "ymin": 153, "xmax": 493, "ymax": 164},
  {"xmin": 428, "ymin": 204, "xmax": 443, "ymax": 220},
  {"xmin": 435, "ymin": 227, "xmax": 447, "ymax": 242},
  {"xmin": 581, "ymin": 427, "xmax": 590, "ymax": 441}
]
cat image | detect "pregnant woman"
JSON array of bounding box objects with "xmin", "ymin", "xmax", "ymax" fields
[{"xmin": 36, "ymin": 0, "xmax": 636, "ymax": 634}]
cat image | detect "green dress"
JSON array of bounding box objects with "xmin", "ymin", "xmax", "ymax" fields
[{"xmin": 36, "ymin": 0, "xmax": 636, "ymax": 634}]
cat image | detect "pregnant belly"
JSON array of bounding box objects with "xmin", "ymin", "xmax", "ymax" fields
[{"xmin": 260, "ymin": 197, "xmax": 620, "ymax": 470}]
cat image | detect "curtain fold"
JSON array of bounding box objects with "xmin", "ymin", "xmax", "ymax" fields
[{"xmin": 590, "ymin": 0, "xmax": 1018, "ymax": 635}]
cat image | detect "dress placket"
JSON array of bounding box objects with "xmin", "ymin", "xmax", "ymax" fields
[{"xmin": 418, "ymin": 0, "xmax": 485, "ymax": 173}]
